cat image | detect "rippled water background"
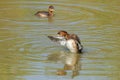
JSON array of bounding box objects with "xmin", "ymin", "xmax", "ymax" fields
[{"xmin": 0, "ymin": 0, "xmax": 120, "ymax": 80}]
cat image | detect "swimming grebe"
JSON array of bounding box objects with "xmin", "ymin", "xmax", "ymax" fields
[
  {"xmin": 48, "ymin": 30, "xmax": 83, "ymax": 53},
  {"xmin": 35, "ymin": 5, "xmax": 55, "ymax": 17}
]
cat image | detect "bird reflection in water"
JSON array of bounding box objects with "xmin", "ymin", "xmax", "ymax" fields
[
  {"xmin": 35, "ymin": 16, "xmax": 54, "ymax": 22},
  {"xmin": 57, "ymin": 53, "xmax": 81, "ymax": 78},
  {"xmin": 48, "ymin": 16, "xmax": 54, "ymax": 22},
  {"xmin": 48, "ymin": 52, "xmax": 81, "ymax": 78}
]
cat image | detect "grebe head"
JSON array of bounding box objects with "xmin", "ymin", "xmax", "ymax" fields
[
  {"xmin": 57, "ymin": 30, "xmax": 70, "ymax": 40},
  {"xmin": 57, "ymin": 30, "xmax": 68, "ymax": 37},
  {"xmin": 48, "ymin": 5, "xmax": 55, "ymax": 12}
]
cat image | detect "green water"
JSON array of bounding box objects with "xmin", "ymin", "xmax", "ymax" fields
[{"xmin": 0, "ymin": 0, "xmax": 120, "ymax": 80}]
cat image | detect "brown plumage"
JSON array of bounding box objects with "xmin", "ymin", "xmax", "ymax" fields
[
  {"xmin": 35, "ymin": 5, "xmax": 55, "ymax": 17},
  {"xmin": 48, "ymin": 30, "xmax": 83, "ymax": 53},
  {"xmin": 57, "ymin": 30, "xmax": 83, "ymax": 53}
]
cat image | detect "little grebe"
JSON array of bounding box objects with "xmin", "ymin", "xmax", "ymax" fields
[
  {"xmin": 48, "ymin": 30, "xmax": 83, "ymax": 53},
  {"xmin": 35, "ymin": 5, "xmax": 55, "ymax": 17}
]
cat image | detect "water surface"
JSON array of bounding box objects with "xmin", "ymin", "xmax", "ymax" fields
[{"xmin": 0, "ymin": 0, "xmax": 120, "ymax": 80}]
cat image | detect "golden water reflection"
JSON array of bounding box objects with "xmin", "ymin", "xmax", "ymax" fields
[{"xmin": 48, "ymin": 52, "xmax": 81, "ymax": 78}]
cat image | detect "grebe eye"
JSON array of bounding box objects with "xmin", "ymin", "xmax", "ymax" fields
[{"xmin": 57, "ymin": 32, "xmax": 60, "ymax": 34}]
